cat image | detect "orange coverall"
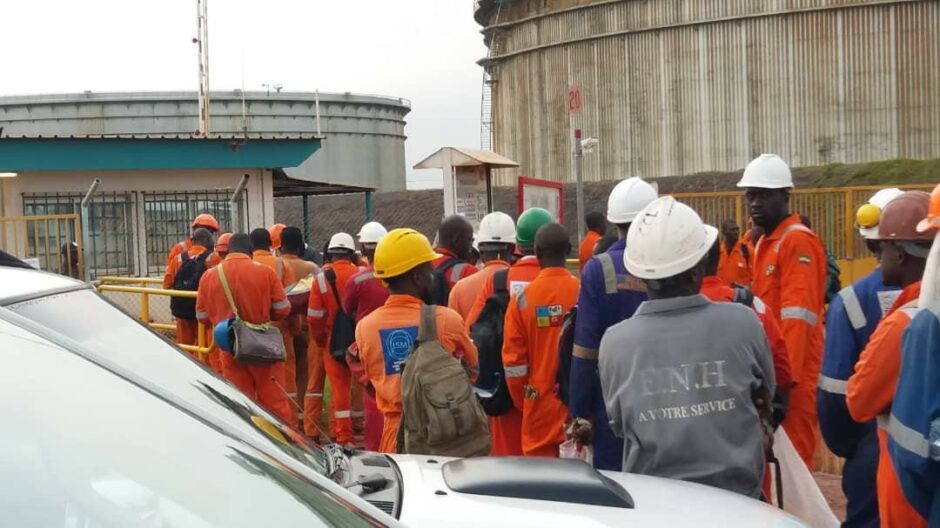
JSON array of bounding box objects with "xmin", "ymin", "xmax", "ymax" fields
[
  {"xmin": 162, "ymin": 243, "xmax": 216, "ymax": 357},
  {"xmin": 253, "ymin": 249, "xmax": 299, "ymax": 427},
  {"xmin": 578, "ymin": 231, "xmax": 602, "ymax": 272},
  {"xmin": 283, "ymin": 254, "xmax": 319, "ymax": 430},
  {"xmin": 466, "ymin": 255, "xmax": 542, "ymax": 456},
  {"xmin": 433, "ymin": 247, "xmax": 477, "ymax": 290},
  {"xmin": 448, "ymin": 259, "xmax": 510, "ymax": 322},
  {"xmin": 717, "ymin": 240, "xmax": 752, "ymax": 287},
  {"xmin": 751, "ymin": 214, "xmax": 827, "ymax": 467},
  {"xmin": 502, "ymin": 267, "xmax": 579, "ymax": 457},
  {"xmin": 847, "ymin": 281, "xmax": 926, "ymax": 528},
  {"xmin": 195, "ymin": 253, "xmax": 292, "ymax": 424},
  {"xmin": 355, "ymin": 295, "xmax": 478, "ymax": 453},
  {"xmin": 307, "ymin": 259, "xmax": 359, "ymax": 443}
]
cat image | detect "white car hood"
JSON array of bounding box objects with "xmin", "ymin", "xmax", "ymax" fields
[{"xmin": 388, "ymin": 455, "xmax": 807, "ymax": 528}]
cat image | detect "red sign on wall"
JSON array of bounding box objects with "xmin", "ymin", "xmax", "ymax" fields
[{"xmin": 567, "ymin": 86, "xmax": 582, "ymax": 114}]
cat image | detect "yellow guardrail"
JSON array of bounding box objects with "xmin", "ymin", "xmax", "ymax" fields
[{"xmin": 95, "ymin": 277, "xmax": 215, "ymax": 357}]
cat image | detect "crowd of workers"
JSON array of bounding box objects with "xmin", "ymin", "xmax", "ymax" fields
[{"xmin": 159, "ymin": 153, "xmax": 940, "ymax": 526}]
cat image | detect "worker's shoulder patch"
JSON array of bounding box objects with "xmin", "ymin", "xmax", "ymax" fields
[{"xmin": 535, "ymin": 304, "xmax": 564, "ymax": 328}]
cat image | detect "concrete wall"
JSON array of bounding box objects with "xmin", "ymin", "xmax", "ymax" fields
[{"xmin": 478, "ymin": 0, "xmax": 940, "ymax": 185}]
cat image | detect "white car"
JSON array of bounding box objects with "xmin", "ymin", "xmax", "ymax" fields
[{"xmin": 0, "ymin": 261, "xmax": 807, "ymax": 527}]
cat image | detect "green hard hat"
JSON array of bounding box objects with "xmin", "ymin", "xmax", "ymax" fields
[{"xmin": 516, "ymin": 207, "xmax": 554, "ymax": 249}]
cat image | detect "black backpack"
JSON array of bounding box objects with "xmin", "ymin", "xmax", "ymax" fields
[
  {"xmin": 555, "ymin": 306, "xmax": 577, "ymax": 406},
  {"xmin": 732, "ymin": 285, "xmax": 754, "ymax": 307},
  {"xmin": 170, "ymin": 250, "xmax": 211, "ymax": 320},
  {"xmin": 324, "ymin": 268, "xmax": 357, "ymax": 362},
  {"xmin": 469, "ymin": 269, "xmax": 515, "ymax": 416},
  {"xmin": 430, "ymin": 258, "xmax": 469, "ymax": 306}
]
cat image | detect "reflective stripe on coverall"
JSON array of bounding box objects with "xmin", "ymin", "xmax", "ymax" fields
[
  {"xmin": 254, "ymin": 249, "xmax": 299, "ymax": 428},
  {"xmin": 195, "ymin": 253, "xmax": 292, "ymax": 424},
  {"xmin": 343, "ymin": 266, "xmax": 391, "ymax": 451},
  {"xmin": 448, "ymin": 259, "xmax": 510, "ymax": 322},
  {"xmin": 751, "ymin": 214, "xmax": 827, "ymax": 467},
  {"xmin": 578, "ymin": 231, "xmax": 601, "ymax": 271},
  {"xmin": 572, "ymin": 240, "xmax": 646, "ymax": 470},
  {"xmin": 502, "ymin": 267, "xmax": 579, "ymax": 457},
  {"xmin": 162, "ymin": 243, "xmax": 216, "ymax": 356},
  {"xmin": 717, "ymin": 240, "xmax": 752, "ymax": 287},
  {"xmin": 307, "ymin": 260, "xmax": 358, "ymax": 443},
  {"xmin": 847, "ymin": 281, "xmax": 926, "ymax": 528},
  {"xmin": 466, "ymin": 255, "xmax": 541, "ymax": 456},
  {"xmin": 819, "ymin": 268, "xmax": 901, "ymax": 527},
  {"xmin": 355, "ymin": 295, "xmax": 478, "ymax": 453},
  {"xmin": 888, "ymin": 306, "xmax": 940, "ymax": 525}
]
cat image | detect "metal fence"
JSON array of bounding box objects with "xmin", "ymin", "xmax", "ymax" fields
[{"xmin": 0, "ymin": 213, "xmax": 83, "ymax": 277}]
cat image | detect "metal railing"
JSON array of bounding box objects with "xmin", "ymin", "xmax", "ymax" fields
[
  {"xmin": 95, "ymin": 276, "xmax": 215, "ymax": 358},
  {"xmin": 0, "ymin": 213, "xmax": 84, "ymax": 277}
]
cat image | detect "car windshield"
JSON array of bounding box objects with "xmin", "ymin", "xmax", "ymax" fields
[
  {"xmin": 6, "ymin": 288, "xmax": 332, "ymax": 477},
  {"xmin": 0, "ymin": 318, "xmax": 384, "ymax": 527}
]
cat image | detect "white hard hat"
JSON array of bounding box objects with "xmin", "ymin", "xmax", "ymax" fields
[
  {"xmin": 477, "ymin": 211, "xmax": 516, "ymax": 244},
  {"xmin": 357, "ymin": 221, "xmax": 388, "ymax": 244},
  {"xmin": 737, "ymin": 154, "xmax": 793, "ymax": 189},
  {"xmin": 624, "ymin": 196, "xmax": 719, "ymax": 280},
  {"xmin": 606, "ymin": 177, "xmax": 658, "ymax": 224},
  {"xmin": 328, "ymin": 232, "xmax": 357, "ymax": 252},
  {"xmin": 858, "ymin": 187, "xmax": 904, "ymax": 239}
]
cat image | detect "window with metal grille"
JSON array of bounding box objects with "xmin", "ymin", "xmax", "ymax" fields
[
  {"xmin": 23, "ymin": 192, "xmax": 136, "ymax": 279},
  {"xmin": 143, "ymin": 190, "xmax": 243, "ymax": 275}
]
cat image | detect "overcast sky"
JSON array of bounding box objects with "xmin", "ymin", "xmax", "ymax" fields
[{"xmin": 0, "ymin": 0, "xmax": 487, "ymax": 189}]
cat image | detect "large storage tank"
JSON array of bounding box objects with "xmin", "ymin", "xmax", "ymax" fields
[
  {"xmin": 0, "ymin": 91, "xmax": 411, "ymax": 191},
  {"xmin": 476, "ymin": 0, "xmax": 940, "ymax": 185}
]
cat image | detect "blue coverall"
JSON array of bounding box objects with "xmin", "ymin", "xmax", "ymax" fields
[
  {"xmin": 818, "ymin": 268, "xmax": 900, "ymax": 527},
  {"xmin": 571, "ymin": 239, "xmax": 646, "ymax": 471},
  {"xmin": 888, "ymin": 306, "xmax": 940, "ymax": 526}
]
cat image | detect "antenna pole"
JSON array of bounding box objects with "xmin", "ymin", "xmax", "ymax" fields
[{"xmin": 195, "ymin": 0, "xmax": 211, "ymax": 136}]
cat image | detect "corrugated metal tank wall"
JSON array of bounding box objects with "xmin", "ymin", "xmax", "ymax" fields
[
  {"xmin": 479, "ymin": 0, "xmax": 940, "ymax": 185},
  {"xmin": 0, "ymin": 91, "xmax": 411, "ymax": 191}
]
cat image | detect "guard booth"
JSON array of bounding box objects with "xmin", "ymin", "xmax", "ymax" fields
[{"xmin": 413, "ymin": 147, "xmax": 519, "ymax": 227}]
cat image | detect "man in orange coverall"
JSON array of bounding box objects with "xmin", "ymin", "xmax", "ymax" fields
[
  {"xmin": 502, "ymin": 223, "xmax": 579, "ymax": 457},
  {"xmin": 163, "ymin": 228, "xmax": 216, "ymax": 351},
  {"xmin": 717, "ymin": 219, "xmax": 752, "ymax": 287},
  {"xmin": 847, "ymin": 191, "xmax": 933, "ymax": 528},
  {"xmin": 308, "ymin": 232, "xmax": 360, "ymax": 444},
  {"xmin": 167, "ymin": 213, "xmax": 221, "ymax": 266},
  {"xmin": 355, "ymin": 228, "xmax": 478, "ymax": 453},
  {"xmin": 250, "ymin": 227, "xmax": 299, "ymax": 427},
  {"xmin": 196, "ymin": 233, "xmax": 292, "ymax": 423},
  {"xmin": 578, "ymin": 211, "xmax": 606, "ymax": 271},
  {"xmin": 448, "ymin": 211, "xmax": 515, "ymax": 321},
  {"xmin": 738, "ymin": 154, "xmax": 827, "ymax": 468},
  {"xmin": 465, "ymin": 207, "xmax": 555, "ymax": 456}
]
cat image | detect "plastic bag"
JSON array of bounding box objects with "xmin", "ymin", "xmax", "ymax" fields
[
  {"xmin": 559, "ymin": 439, "xmax": 593, "ymax": 465},
  {"xmin": 770, "ymin": 427, "xmax": 839, "ymax": 528}
]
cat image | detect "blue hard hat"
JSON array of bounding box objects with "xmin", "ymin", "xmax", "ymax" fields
[{"xmin": 214, "ymin": 318, "xmax": 235, "ymax": 352}]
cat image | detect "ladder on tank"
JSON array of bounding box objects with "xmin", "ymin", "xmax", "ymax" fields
[{"xmin": 479, "ymin": 1, "xmax": 504, "ymax": 150}]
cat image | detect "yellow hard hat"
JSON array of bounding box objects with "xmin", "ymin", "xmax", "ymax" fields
[
  {"xmin": 856, "ymin": 203, "xmax": 881, "ymax": 230},
  {"xmin": 373, "ymin": 228, "xmax": 442, "ymax": 279}
]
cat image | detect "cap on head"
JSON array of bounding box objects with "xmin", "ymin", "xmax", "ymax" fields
[
  {"xmin": 358, "ymin": 221, "xmax": 388, "ymax": 244},
  {"xmin": 516, "ymin": 207, "xmax": 554, "ymax": 249},
  {"xmin": 216, "ymin": 232, "xmax": 233, "ymax": 253},
  {"xmin": 268, "ymin": 224, "xmax": 286, "ymax": 250},
  {"xmin": 606, "ymin": 177, "xmax": 658, "ymax": 224},
  {"xmin": 477, "ymin": 211, "xmax": 516, "ymax": 244},
  {"xmin": 917, "ymin": 183, "xmax": 940, "ymax": 234},
  {"xmin": 624, "ymin": 196, "xmax": 719, "ymax": 280},
  {"xmin": 328, "ymin": 232, "xmax": 357, "ymax": 253},
  {"xmin": 192, "ymin": 213, "xmax": 220, "ymax": 233},
  {"xmin": 736, "ymin": 154, "xmax": 794, "ymax": 189},
  {"xmin": 872, "ymin": 191, "xmax": 933, "ymax": 242},
  {"xmin": 372, "ymin": 228, "xmax": 442, "ymax": 279}
]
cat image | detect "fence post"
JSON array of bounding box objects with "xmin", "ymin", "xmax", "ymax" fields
[
  {"xmin": 844, "ymin": 190, "xmax": 855, "ymax": 260},
  {"xmin": 735, "ymin": 194, "xmax": 743, "ymax": 228},
  {"xmin": 140, "ymin": 290, "xmax": 150, "ymax": 325}
]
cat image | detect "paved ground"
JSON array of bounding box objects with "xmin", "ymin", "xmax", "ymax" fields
[{"xmin": 815, "ymin": 472, "xmax": 847, "ymax": 522}]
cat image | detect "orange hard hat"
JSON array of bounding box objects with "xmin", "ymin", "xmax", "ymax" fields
[
  {"xmin": 192, "ymin": 213, "xmax": 220, "ymax": 233},
  {"xmin": 269, "ymin": 223, "xmax": 286, "ymax": 250},
  {"xmin": 216, "ymin": 232, "xmax": 233, "ymax": 253},
  {"xmin": 916, "ymin": 183, "xmax": 940, "ymax": 233},
  {"xmin": 875, "ymin": 191, "xmax": 933, "ymax": 241}
]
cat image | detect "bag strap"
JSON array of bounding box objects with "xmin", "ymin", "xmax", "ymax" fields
[
  {"xmin": 215, "ymin": 263, "xmax": 239, "ymax": 319},
  {"xmin": 493, "ymin": 269, "xmax": 509, "ymax": 293},
  {"xmin": 418, "ymin": 304, "xmax": 438, "ymax": 343},
  {"xmin": 596, "ymin": 252, "xmax": 618, "ymax": 295},
  {"xmin": 324, "ymin": 268, "xmax": 350, "ymax": 317}
]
